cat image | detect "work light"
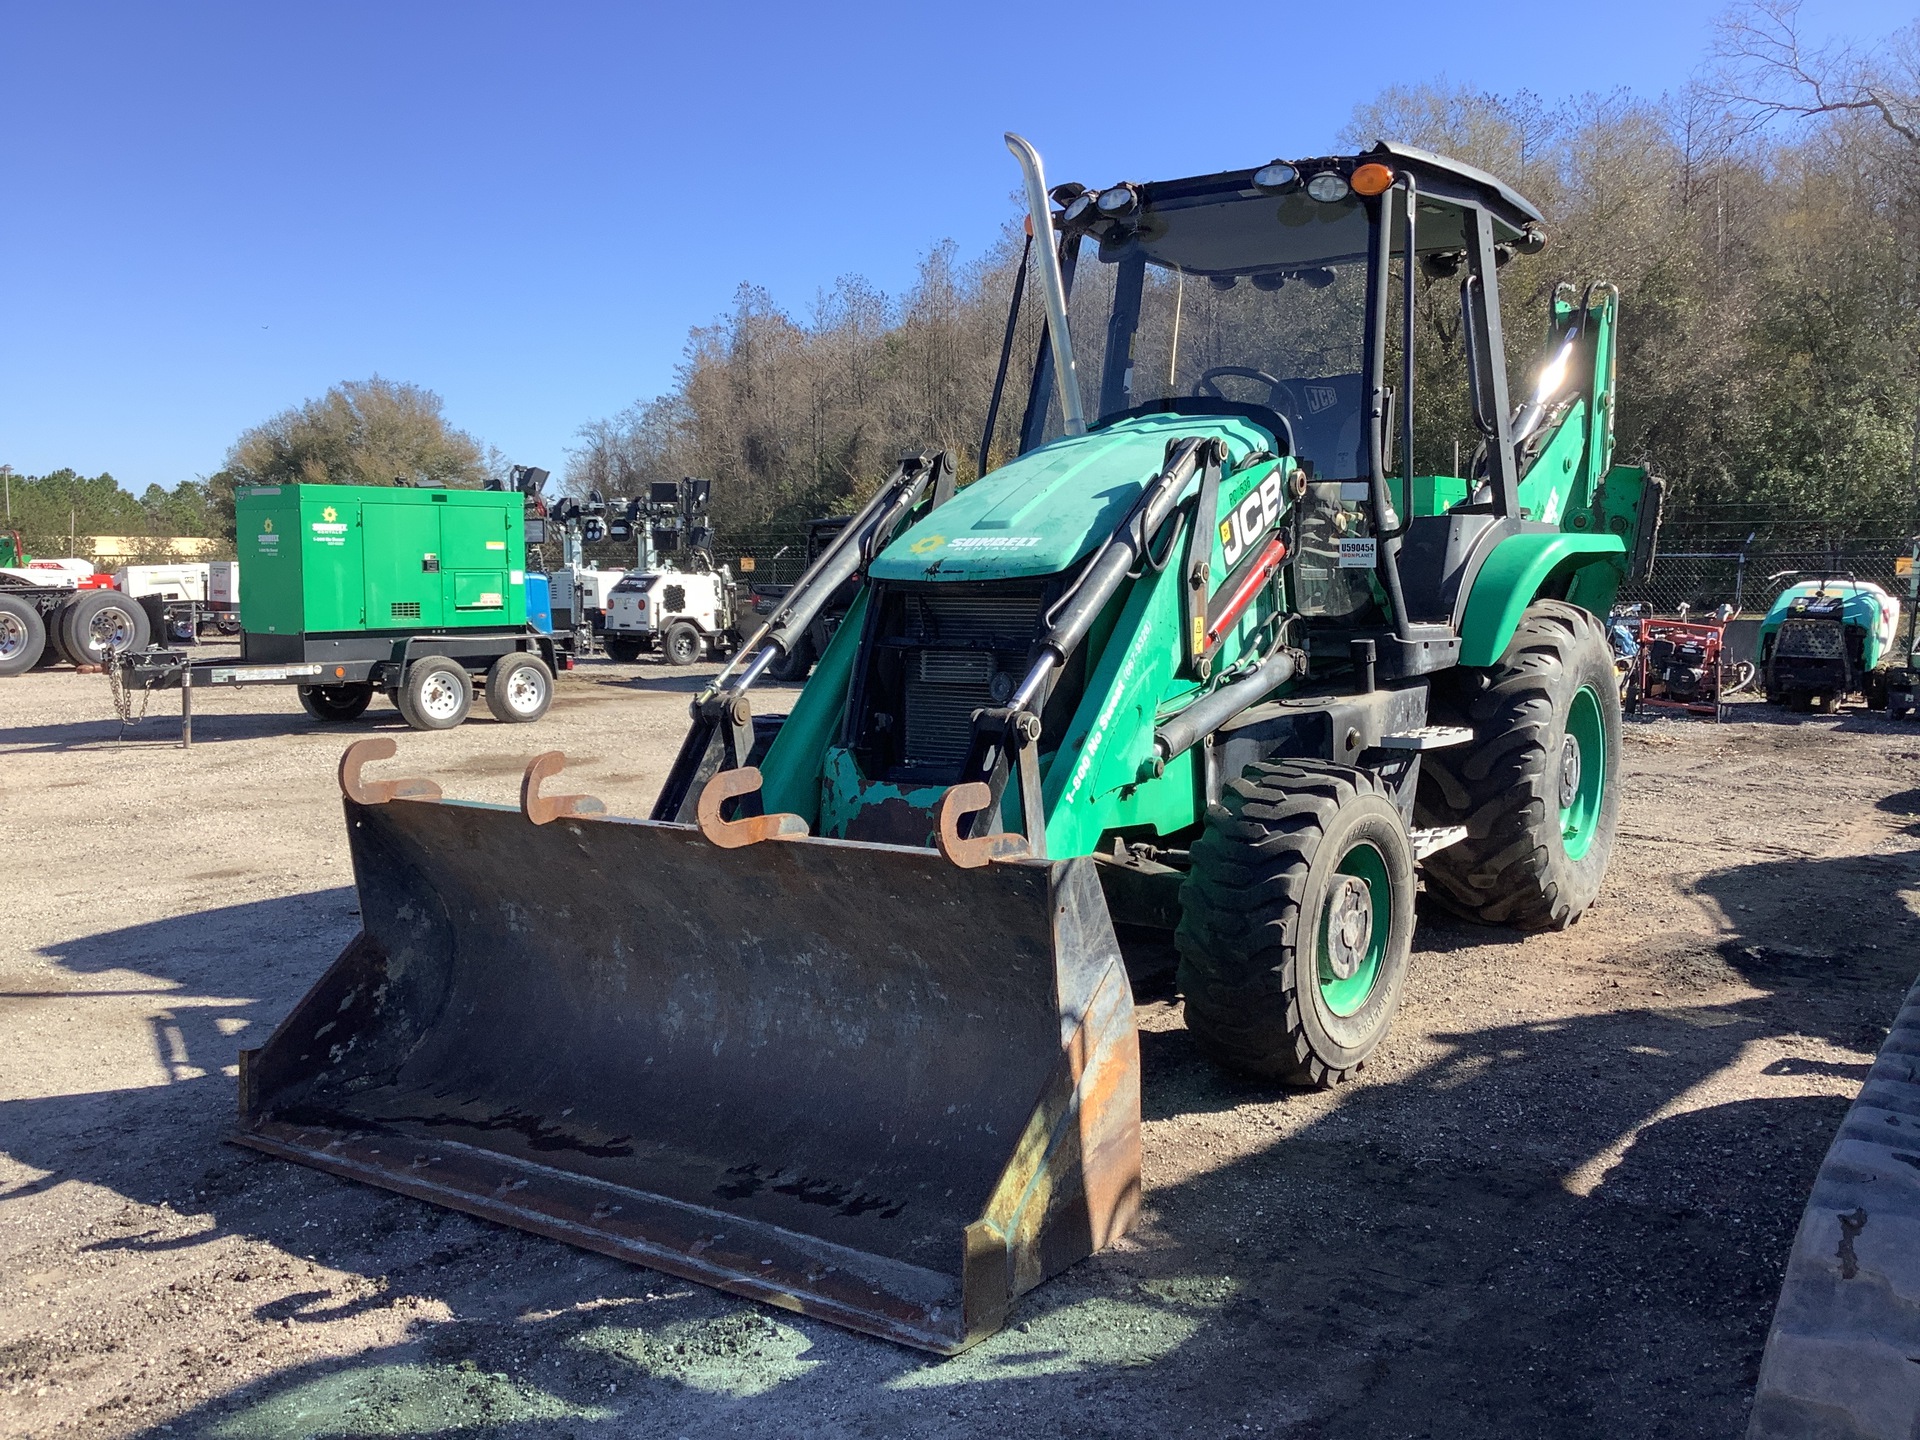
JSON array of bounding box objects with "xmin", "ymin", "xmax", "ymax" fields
[{"xmin": 1306, "ymin": 172, "xmax": 1350, "ymax": 203}]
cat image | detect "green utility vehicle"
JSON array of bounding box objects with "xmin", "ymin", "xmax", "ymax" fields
[
  {"xmin": 1756, "ymin": 576, "xmax": 1902, "ymax": 713},
  {"xmin": 238, "ymin": 137, "xmax": 1659, "ymax": 1354},
  {"xmin": 117, "ymin": 484, "xmax": 560, "ymax": 729}
]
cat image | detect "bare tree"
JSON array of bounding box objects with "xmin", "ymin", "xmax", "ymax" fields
[{"xmin": 1711, "ymin": 0, "xmax": 1920, "ymax": 148}]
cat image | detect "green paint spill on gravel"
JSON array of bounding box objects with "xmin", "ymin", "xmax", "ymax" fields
[
  {"xmin": 572, "ymin": 1310, "xmax": 819, "ymax": 1397},
  {"xmin": 888, "ymin": 1274, "xmax": 1241, "ymax": 1388},
  {"xmin": 209, "ymin": 1361, "xmax": 611, "ymax": 1437}
]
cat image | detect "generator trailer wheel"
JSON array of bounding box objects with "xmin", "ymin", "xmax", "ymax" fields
[
  {"xmin": 663, "ymin": 621, "xmax": 703, "ymax": 666},
  {"xmin": 0, "ymin": 595, "xmax": 46, "ymax": 676},
  {"xmin": 485, "ymin": 653, "xmax": 554, "ymax": 723},
  {"xmin": 1418, "ymin": 599, "xmax": 1621, "ymax": 931},
  {"xmin": 298, "ymin": 683, "xmax": 375, "ymax": 722},
  {"xmin": 603, "ymin": 637, "xmax": 644, "ymax": 663},
  {"xmin": 397, "ymin": 658, "xmax": 473, "ymax": 730},
  {"xmin": 1177, "ymin": 759, "xmax": 1416, "ymax": 1085}
]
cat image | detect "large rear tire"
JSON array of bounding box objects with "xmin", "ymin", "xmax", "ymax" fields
[
  {"xmin": 1417, "ymin": 599, "xmax": 1622, "ymax": 931},
  {"xmin": 0, "ymin": 595, "xmax": 46, "ymax": 676},
  {"xmin": 1177, "ymin": 760, "xmax": 1416, "ymax": 1086},
  {"xmin": 61, "ymin": 590, "xmax": 150, "ymax": 666}
]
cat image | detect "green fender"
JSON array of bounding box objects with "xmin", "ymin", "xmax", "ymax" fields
[{"xmin": 1456, "ymin": 533, "xmax": 1628, "ymax": 667}]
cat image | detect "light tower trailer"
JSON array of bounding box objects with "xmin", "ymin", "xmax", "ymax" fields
[{"xmin": 110, "ymin": 484, "xmax": 561, "ymax": 739}]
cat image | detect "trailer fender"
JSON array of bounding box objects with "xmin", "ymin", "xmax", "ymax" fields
[{"xmin": 1457, "ymin": 533, "xmax": 1627, "ymax": 667}]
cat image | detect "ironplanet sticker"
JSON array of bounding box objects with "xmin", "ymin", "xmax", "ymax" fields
[{"xmin": 1338, "ymin": 537, "xmax": 1378, "ymax": 569}]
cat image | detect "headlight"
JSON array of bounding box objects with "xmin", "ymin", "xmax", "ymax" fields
[
  {"xmin": 1253, "ymin": 162, "xmax": 1297, "ymax": 192},
  {"xmin": 1306, "ymin": 172, "xmax": 1350, "ymax": 203},
  {"xmin": 1063, "ymin": 191, "xmax": 1097, "ymax": 223},
  {"xmin": 1096, "ymin": 183, "xmax": 1140, "ymax": 217}
]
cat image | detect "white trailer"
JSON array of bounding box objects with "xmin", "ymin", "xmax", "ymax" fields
[{"xmin": 602, "ymin": 566, "xmax": 749, "ymax": 665}]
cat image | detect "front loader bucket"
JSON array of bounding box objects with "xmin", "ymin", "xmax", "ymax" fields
[{"xmin": 235, "ymin": 743, "xmax": 1140, "ymax": 1354}]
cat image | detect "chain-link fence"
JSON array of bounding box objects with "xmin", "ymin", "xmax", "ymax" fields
[
  {"xmin": 1619, "ymin": 537, "xmax": 1914, "ymax": 619},
  {"xmin": 553, "ymin": 513, "xmax": 1919, "ymax": 625},
  {"xmin": 547, "ymin": 527, "xmax": 817, "ymax": 587}
]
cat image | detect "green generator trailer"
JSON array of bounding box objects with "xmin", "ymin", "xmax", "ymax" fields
[
  {"xmin": 237, "ymin": 137, "xmax": 1660, "ymax": 1353},
  {"xmin": 116, "ymin": 484, "xmax": 560, "ymax": 730}
]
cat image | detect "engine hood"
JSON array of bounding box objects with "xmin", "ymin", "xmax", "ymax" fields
[{"xmin": 869, "ymin": 412, "xmax": 1274, "ymax": 583}]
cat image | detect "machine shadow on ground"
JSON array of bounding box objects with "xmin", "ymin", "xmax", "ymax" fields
[{"xmin": 3, "ymin": 843, "xmax": 1912, "ymax": 1438}]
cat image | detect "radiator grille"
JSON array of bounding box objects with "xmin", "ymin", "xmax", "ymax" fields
[
  {"xmin": 894, "ymin": 590, "xmax": 1044, "ymax": 775},
  {"xmin": 390, "ymin": 601, "xmax": 421, "ymax": 620},
  {"xmin": 1776, "ymin": 617, "xmax": 1844, "ymax": 659}
]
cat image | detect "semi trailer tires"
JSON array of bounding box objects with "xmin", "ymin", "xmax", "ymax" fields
[
  {"xmin": 1419, "ymin": 599, "xmax": 1622, "ymax": 931},
  {"xmin": 1176, "ymin": 760, "xmax": 1416, "ymax": 1086},
  {"xmin": 0, "ymin": 595, "xmax": 46, "ymax": 676},
  {"xmin": 298, "ymin": 683, "xmax": 375, "ymax": 723},
  {"xmin": 663, "ymin": 622, "xmax": 703, "ymax": 666},
  {"xmin": 60, "ymin": 590, "xmax": 150, "ymax": 667},
  {"xmin": 397, "ymin": 658, "xmax": 473, "ymax": 731},
  {"xmin": 485, "ymin": 654, "xmax": 553, "ymax": 723}
]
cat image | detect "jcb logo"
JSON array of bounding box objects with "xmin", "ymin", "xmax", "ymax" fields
[{"xmin": 1220, "ymin": 475, "xmax": 1286, "ymax": 567}]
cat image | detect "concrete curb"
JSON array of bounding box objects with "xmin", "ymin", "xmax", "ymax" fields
[{"xmin": 1748, "ymin": 976, "xmax": 1920, "ymax": 1439}]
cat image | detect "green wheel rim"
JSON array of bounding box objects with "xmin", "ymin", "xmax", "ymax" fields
[
  {"xmin": 1318, "ymin": 841, "xmax": 1390, "ymax": 1017},
  {"xmin": 1560, "ymin": 684, "xmax": 1606, "ymax": 861}
]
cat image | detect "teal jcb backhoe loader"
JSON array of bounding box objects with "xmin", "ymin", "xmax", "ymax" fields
[{"xmin": 236, "ymin": 135, "xmax": 1659, "ymax": 1354}]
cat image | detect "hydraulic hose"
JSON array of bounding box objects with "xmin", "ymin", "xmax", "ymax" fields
[
  {"xmin": 1151, "ymin": 649, "xmax": 1298, "ymax": 766},
  {"xmin": 1008, "ymin": 437, "xmax": 1209, "ymax": 711}
]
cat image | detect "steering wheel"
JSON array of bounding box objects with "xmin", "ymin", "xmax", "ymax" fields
[
  {"xmin": 1195, "ymin": 366, "xmax": 1301, "ymax": 415},
  {"xmin": 1191, "ymin": 366, "xmax": 1302, "ymax": 454}
]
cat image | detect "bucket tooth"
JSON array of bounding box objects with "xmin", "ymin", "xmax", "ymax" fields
[
  {"xmin": 338, "ymin": 737, "xmax": 442, "ymax": 806},
  {"xmin": 694, "ymin": 765, "xmax": 810, "ymax": 847},
  {"xmin": 934, "ymin": 781, "xmax": 1030, "ymax": 869},
  {"xmin": 520, "ymin": 751, "xmax": 606, "ymax": 825},
  {"xmin": 235, "ymin": 788, "xmax": 1141, "ymax": 1353}
]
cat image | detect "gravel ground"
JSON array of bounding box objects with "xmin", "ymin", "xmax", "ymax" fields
[{"xmin": 3, "ymin": 649, "xmax": 1917, "ymax": 1439}]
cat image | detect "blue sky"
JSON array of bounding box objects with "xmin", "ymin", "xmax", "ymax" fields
[{"xmin": 0, "ymin": 0, "xmax": 1903, "ymax": 491}]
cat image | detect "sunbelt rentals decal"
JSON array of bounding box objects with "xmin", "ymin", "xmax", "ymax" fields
[
  {"xmin": 309, "ymin": 504, "xmax": 348, "ymax": 547},
  {"xmin": 908, "ymin": 533, "xmax": 1043, "ymax": 555}
]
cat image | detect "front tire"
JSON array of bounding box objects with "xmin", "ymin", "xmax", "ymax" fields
[
  {"xmin": 1177, "ymin": 760, "xmax": 1416, "ymax": 1085},
  {"xmin": 1418, "ymin": 599, "xmax": 1621, "ymax": 931}
]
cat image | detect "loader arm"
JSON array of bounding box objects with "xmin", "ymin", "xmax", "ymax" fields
[{"xmin": 1455, "ymin": 283, "xmax": 1658, "ymax": 661}]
